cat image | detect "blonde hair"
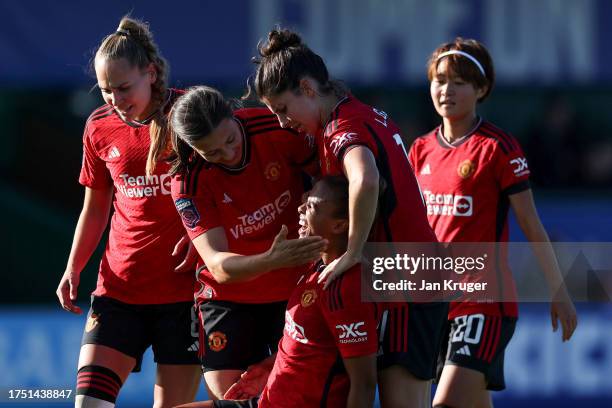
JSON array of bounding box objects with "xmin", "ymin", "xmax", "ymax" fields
[{"xmin": 95, "ymin": 15, "xmax": 170, "ymax": 175}]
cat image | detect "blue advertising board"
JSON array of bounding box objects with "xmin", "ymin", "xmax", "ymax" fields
[
  {"xmin": 1, "ymin": 305, "xmax": 611, "ymax": 407},
  {"xmin": 1, "ymin": 0, "xmax": 612, "ymax": 86}
]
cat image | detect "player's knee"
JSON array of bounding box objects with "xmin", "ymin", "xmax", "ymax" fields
[{"xmin": 76, "ymin": 365, "xmax": 123, "ymax": 407}]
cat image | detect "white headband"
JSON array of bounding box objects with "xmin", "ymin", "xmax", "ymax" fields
[{"xmin": 436, "ymin": 50, "xmax": 486, "ymax": 77}]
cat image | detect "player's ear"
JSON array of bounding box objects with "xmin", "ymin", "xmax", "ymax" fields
[
  {"xmin": 145, "ymin": 62, "xmax": 157, "ymax": 84},
  {"xmin": 299, "ymin": 78, "xmax": 317, "ymax": 97},
  {"xmin": 475, "ymin": 84, "xmax": 487, "ymax": 100}
]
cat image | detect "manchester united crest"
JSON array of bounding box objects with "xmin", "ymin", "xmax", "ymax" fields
[
  {"xmin": 457, "ymin": 159, "xmax": 476, "ymax": 179},
  {"xmin": 208, "ymin": 331, "xmax": 227, "ymax": 352},
  {"xmin": 264, "ymin": 162, "xmax": 281, "ymax": 181},
  {"xmin": 85, "ymin": 313, "xmax": 99, "ymax": 333},
  {"xmin": 301, "ymin": 289, "xmax": 317, "ymax": 307}
]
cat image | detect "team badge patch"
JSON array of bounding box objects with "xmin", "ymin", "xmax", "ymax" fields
[
  {"xmin": 85, "ymin": 313, "xmax": 99, "ymax": 333},
  {"xmin": 175, "ymin": 198, "xmax": 201, "ymax": 229},
  {"xmin": 208, "ymin": 331, "xmax": 227, "ymax": 352},
  {"xmin": 457, "ymin": 159, "xmax": 476, "ymax": 179},
  {"xmin": 264, "ymin": 162, "xmax": 281, "ymax": 181},
  {"xmin": 301, "ymin": 289, "xmax": 317, "ymax": 307}
]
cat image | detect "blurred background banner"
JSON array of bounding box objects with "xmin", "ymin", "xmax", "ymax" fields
[
  {"xmin": 1, "ymin": 0, "xmax": 611, "ymax": 407},
  {"xmin": 0, "ymin": 0, "xmax": 611, "ymax": 86},
  {"xmin": 1, "ymin": 305, "xmax": 610, "ymax": 407}
]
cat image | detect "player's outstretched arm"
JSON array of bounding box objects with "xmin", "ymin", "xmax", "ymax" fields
[
  {"xmin": 319, "ymin": 146, "xmax": 379, "ymax": 288},
  {"xmin": 192, "ymin": 226, "xmax": 327, "ymax": 284},
  {"xmin": 344, "ymin": 354, "xmax": 377, "ymax": 408},
  {"xmin": 509, "ymin": 189, "xmax": 578, "ymax": 341},
  {"xmin": 56, "ymin": 186, "xmax": 113, "ymax": 314}
]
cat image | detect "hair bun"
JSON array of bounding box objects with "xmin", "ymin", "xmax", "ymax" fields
[{"xmin": 260, "ymin": 29, "xmax": 302, "ymax": 57}]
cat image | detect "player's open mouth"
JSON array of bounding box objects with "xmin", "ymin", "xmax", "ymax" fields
[{"xmin": 298, "ymin": 218, "xmax": 309, "ymax": 237}]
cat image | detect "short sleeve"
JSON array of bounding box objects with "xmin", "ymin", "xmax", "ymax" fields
[
  {"xmin": 170, "ymin": 169, "xmax": 221, "ymax": 240},
  {"xmin": 79, "ymin": 123, "xmax": 111, "ymax": 189},
  {"xmin": 325, "ymin": 122, "xmax": 377, "ymax": 166},
  {"xmin": 492, "ymin": 135, "xmax": 531, "ymax": 195},
  {"xmin": 408, "ymin": 140, "xmax": 419, "ymax": 170},
  {"xmin": 320, "ymin": 266, "xmax": 378, "ymax": 359}
]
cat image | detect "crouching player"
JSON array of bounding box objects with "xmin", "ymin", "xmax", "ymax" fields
[{"xmin": 177, "ymin": 176, "xmax": 379, "ymax": 408}]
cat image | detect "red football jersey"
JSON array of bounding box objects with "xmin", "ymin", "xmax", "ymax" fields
[
  {"xmin": 319, "ymin": 95, "xmax": 437, "ymax": 243},
  {"xmin": 171, "ymin": 108, "xmax": 317, "ymax": 304},
  {"xmin": 79, "ymin": 89, "xmax": 195, "ymax": 304},
  {"xmin": 259, "ymin": 262, "xmax": 378, "ymax": 408},
  {"xmin": 409, "ymin": 119, "xmax": 531, "ymax": 317}
]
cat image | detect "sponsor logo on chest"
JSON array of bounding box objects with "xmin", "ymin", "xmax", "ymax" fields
[
  {"xmin": 423, "ymin": 190, "xmax": 473, "ymax": 217},
  {"xmin": 116, "ymin": 173, "xmax": 171, "ymax": 198},
  {"xmin": 229, "ymin": 190, "xmax": 292, "ymax": 239}
]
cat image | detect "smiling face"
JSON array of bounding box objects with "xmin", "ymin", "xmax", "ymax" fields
[
  {"xmin": 189, "ymin": 117, "xmax": 244, "ymax": 167},
  {"xmin": 298, "ymin": 181, "xmax": 347, "ymax": 240},
  {"xmin": 95, "ymin": 57, "xmax": 156, "ymax": 122},
  {"xmin": 430, "ymin": 58, "xmax": 486, "ymax": 123}
]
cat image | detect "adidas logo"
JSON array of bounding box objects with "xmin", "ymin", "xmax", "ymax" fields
[
  {"xmin": 108, "ymin": 146, "xmax": 120, "ymax": 159},
  {"xmin": 455, "ymin": 345, "xmax": 471, "ymax": 356},
  {"xmin": 222, "ymin": 193, "xmax": 232, "ymax": 204},
  {"xmin": 187, "ymin": 341, "xmax": 199, "ymax": 352},
  {"xmin": 421, "ymin": 164, "xmax": 431, "ymax": 175}
]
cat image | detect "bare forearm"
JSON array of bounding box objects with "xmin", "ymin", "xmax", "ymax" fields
[
  {"xmin": 519, "ymin": 217, "xmax": 567, "ymax": 295},
  {"xmin": 65, "ymin": 207, "xmax": 110, "ymax": 275},
  {"xmin": 344, "ymin": 354, "xmax": 377, "ymax": 408},
  {"xmin": 207, "ymin": 251, "xmax": 274, "ymax": 284},
  {"xmin": 347, "ymin": 176, "xmax": 378, "ymax": 255}
]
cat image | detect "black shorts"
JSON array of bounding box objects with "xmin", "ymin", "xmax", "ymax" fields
[
  {"xmin": 436, "ymin": 314, "xmax": 517, "ymax": 391},
  {"xmin": 81, "ymin": 296, "xmax": 200, "ymax": 372},
  {"xmin": 377, "ymin": 302, "xmax": 448, "ymax": 380},
  {"xmin": 200, "ymin": 300, "xmax": 286, "ymax": 372},
  {"xmin": 213, "ymin": 397, "xmax": 259, "ymax": 407}
]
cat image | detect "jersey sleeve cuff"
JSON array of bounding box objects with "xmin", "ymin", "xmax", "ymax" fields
[
  {"xmin": 339, "ymin": 348, "xmax": 378, "ymax": 359},
  {"xmin": 337, "ymin": 142, "xmax": 372, "ymax": 164},
  {"xmin": 502, "ymin": 180, "xmax": 530, "ymax": 196}
]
